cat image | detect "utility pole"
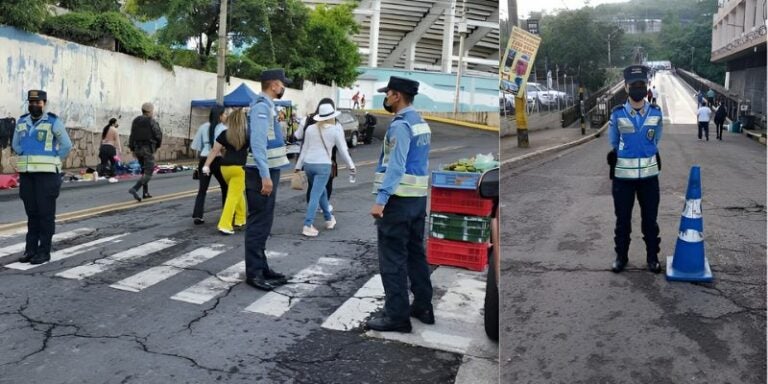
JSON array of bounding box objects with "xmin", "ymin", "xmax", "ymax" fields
[
  {"xmin": 216, "ymin": 0, "xmax": 228, "ymax": 104},
  {"xmin": 453, "ymin": 0, "xmax": 468, "ymax": 115}
]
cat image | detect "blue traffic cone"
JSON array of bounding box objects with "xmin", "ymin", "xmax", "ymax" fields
[{"xmin": 666, "ymin": 166, "xmax": 713, "ymax": 282}]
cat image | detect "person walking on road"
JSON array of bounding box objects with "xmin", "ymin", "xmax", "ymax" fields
[
  {"xmin": 651, "ymin": 86, "xmax": 659, "ymax": 105},
  {"xmin": 606, "ymin": 65, "xmax": 663, "ymax": 274},
  {"xmin": 714, "ymin": 99, "xmax": 727, "ymax": 141},
  {"xmin": 295, "ymin": 98, "xmax": 339, "ymax": 210},
  {"xmin": 706, "ymin": 88, "xmax": 716, "ymax": 106},
  {"xmin": 128, "ymin": 102, "xmax": 162, "ymax": 202},
  {"xmin": 294, "ymin": 102, "xmax": 355, "ymax": 237},
  {"xmin": 190, "ymin": 105, "xmax": 229, "ymax": 224},
  {"xmin": 367, "ymin": 76, "xmax": 433, "ymax": 333},
  {"xmin": 98, "ymin": 118, "xmax": 122, "ymax": 177},
  {"xmin": 696, "ymin": 100, "xmax": 712, "ymax": 141},
  {"xmin": 12, "ymin": 90, "xmax": 72, "ymax": 265},
  {"xmin": 242, "ymin": 68, "xmax": 292, "ymax": 291},
  {"xmin": 203, "ymin": 108, "xmax": 249, "ymax": 235}
]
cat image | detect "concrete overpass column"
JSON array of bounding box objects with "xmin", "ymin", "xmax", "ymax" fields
[
  {"xmin": 406, "ymin": 41, "xmax": 417, "ymax": 70},
  {"xmin": 369, "ymin": 0, "xmax": 381, "ymax": 68},
  {"xmin": 441, "ymin": 0, "xmax": 457, "ymax": 73}
]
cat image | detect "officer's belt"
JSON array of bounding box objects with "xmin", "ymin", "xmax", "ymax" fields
[
  {"xmin": 614, "ymin": 155, "xmax": 659, "ymax": 179},
  {"xmin": 372, "ymin": 171, "xmax": 429, "ymax": 197}
]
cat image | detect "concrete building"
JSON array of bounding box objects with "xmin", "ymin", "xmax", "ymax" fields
[{"xmin": 711, "ymin": 0, "xmax": 767, "ymax": 116}]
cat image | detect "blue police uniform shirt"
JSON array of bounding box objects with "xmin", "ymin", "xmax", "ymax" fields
[
  {"xmin": 375, "ymin": 106, "xmax": 431, "ymax": 205},
  {"xmin": 608, "ymin": 100, "xmax": 663, "ymax": 153},
  {"xmin": 12, "ymin": 112, "xmax": 72, "ymax": 161},
  {"xmin": 247, "ymin": 93, "xmax": 289, "ymax": 178}
]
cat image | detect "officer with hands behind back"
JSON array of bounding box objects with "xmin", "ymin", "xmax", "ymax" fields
[
  {"xmin": 367, "ymin": 76, "xmax": 434, "ymax": 333},
  {"xmin": 607, "ymin": 65, "xmax": 663, "ymax": 274},
  {"xmin": 12, "ymin": 90, "xmax": 72, "ymax": 265}
]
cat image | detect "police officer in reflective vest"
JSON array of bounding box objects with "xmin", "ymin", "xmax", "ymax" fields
[
  {"xmin": 11, "ymin": 90, "xmax": 72, "ymax": 264},
  {"xmin": 607, "ymin": 65, "xmax": 663, "ymax": 274},
  {"xmin": 128, "ymin": 102, "xmax": 162, "ymax": 202},
  {"xmin": 243, "ymin": 68, "xmax": 292, "ymax": 291},
  {"xmin": 367, "ymin": 76, "xmax": 433, "ymax": 333}
]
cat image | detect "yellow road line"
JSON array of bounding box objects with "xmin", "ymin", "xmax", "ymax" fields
[{"xmin": 0, "ymin": 145, "xmax": 466, "ymax": 234}]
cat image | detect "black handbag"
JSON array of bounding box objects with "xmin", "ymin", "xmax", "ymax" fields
[{"xmin": 193, "ymin": 169, "xmax": 200, "ymax": 180}]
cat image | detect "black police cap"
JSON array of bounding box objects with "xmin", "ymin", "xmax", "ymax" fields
[
  {"xmin": 28, "ymin": 90, "xmax": 47, "ymax": 101},
  {"xmin": 377, "ymin": 76, "xmax": 419, "ymax": 95},
  {"xmin": 260, "ymin": 68, "xmax": 292, "ymax": 85},
  {"xmin": 623, "ymin": 65, "xmax": 649, "ymax": 84}
]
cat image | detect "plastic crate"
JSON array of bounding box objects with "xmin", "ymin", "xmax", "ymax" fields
[
  {"xmin": 429, "ymin": 187, "xmax": 494, "ymax": 217},
  {"xmin": 431, "ymin": 170, "xmax": 482, "ymax": 190},
  {"xmin": 427, "ymin": 237, "xmax": 489, "ymax": 271},
  {"xmin": 429, "ymin": 213, "xmax": 491, "ymax": 243}
]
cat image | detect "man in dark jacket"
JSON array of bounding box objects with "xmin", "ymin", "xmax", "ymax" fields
[
  {"xmin": 714, "ymin": 99, "xmax": 727, "ymax": 140},
  {"xmin": 128, "ymin": 102, "xmax": 162, "ymax": 202}
]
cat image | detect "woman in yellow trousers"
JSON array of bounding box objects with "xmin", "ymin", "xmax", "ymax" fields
[{"xmin": 203, "ymin": 108, "xmax": 249, "ymax": 235}]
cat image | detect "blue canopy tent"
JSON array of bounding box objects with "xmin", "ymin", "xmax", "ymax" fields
[{"xmin": 187, "ymin": 83, "xmax": 294, "ymax": 153}]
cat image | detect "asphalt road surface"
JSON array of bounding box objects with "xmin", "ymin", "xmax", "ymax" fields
[
  {"xmin": 500, "ymin": 71, "xmax": 766, "ymax": 383},
  {"xmin": 0, "ymin": 121, "xmax": 499, "ymax": 383}
]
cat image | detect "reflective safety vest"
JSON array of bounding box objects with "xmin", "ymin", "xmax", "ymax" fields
[
  {"xmin": 15, "ymin": 113, "xmax": 65, "ymax": 173},
  {"xmin": 246, "ymin": 95, "xmax": 289, "ymax": 169},
  {"xmin": 612, "ymin": 102, "xmax": 662, "ymax": 180},
  {"xmin": 372, "ymin": 108, "xmax": 431, "ymax": 197}
]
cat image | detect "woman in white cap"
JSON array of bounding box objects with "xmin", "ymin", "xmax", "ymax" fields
[{"xmin": 295, "ymin": 102, "xmax": 356, "ymax": 237}]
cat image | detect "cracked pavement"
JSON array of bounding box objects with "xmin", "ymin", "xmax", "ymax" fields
[
  {"xmin": 500, "ymin": 120, "xmax": 766, "ymax": 383},
  {"xmin": 0, "ymin": 121, "xmax": 498, "ymax": 383}
]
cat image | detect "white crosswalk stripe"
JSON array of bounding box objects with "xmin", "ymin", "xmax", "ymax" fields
[
  {"xmin": 110, "ymin": 244, "xmax": 229, "ymax": 293},
  {"xmin": 170, "ymin": 261, "xmax": 245, "ymax": 305},
  {"xmin": 55, "ymin": 238, "xmax": 177, "ymax": 280},
  {"xmin": 244, "ymin": 257, "xmax": 344, "ymax": 317},
  {"xmin": 321, "ymin": 274, "xmax": 385, "ymax": 331},
  {"xmin": 4, "ymin": 234, "xmax": 127, "ymax": 271},
  {"xmin": 0, "ymin": 228, "xmax": 95, "ymax": 258}
]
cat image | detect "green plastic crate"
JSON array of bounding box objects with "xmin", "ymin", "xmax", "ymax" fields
[{"xmin": 429, "ymin": 213, "xmax": 491, "ymax": 243}]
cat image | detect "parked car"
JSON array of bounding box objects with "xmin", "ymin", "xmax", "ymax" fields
[
  {"xmin": 336, "ymin": 109, "xmax": 363, "ymax": 148},
  {"xmin": 499, "ymin": 93, "xmax": 515, "ymax": 116},
  {"xmin": 527, "ymin": 82, "xmax": 558, "ymax": 107}
]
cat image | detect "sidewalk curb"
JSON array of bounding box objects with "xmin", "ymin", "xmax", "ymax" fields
[
  {"xmin": 502, "ymin": 124, "xmax": 608, "ymax": 166},
  {"xmin": 422, "ymin": 115, "xmax": 499, "ymax": 133}
]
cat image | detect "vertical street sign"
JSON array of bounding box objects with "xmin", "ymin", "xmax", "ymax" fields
[{"xmin": 501, "ymin": 26, "xmax": 541, "ymax": 148}]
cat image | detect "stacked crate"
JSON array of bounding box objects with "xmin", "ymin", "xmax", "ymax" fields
[{"xmin": 426, "ymin": 170, "xmax": 494, "ymax": 271}]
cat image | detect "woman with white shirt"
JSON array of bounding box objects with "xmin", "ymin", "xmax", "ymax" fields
[
  {"xmin": 190, "ymin": 105, "xmax": 228, "ymax": 225},
  {"xmin": 295, "ymin": 102, "xmax": 356, "ymax": 237}
]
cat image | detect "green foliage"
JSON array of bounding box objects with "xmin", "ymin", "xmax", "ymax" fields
[
  {"xmin": 538, "ymin": 9, "xmax": 616, "ymax": 90},
  {"xmin": 0, "ymin": 0, "xmax": 51, "ymax": 32},
  {"xmin": 42, "ymin": 12, "xmax": 173, "ymax": 70},
  {"xmin": 56, "ymin": 0, "xmax": 121, "ymax": 12}
]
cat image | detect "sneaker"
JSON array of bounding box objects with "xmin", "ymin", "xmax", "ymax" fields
[
  {"xmin": 302, "ymin": 226, "xmax": 319, "ymax": 237},
  {"xmin": 193, "ymin": 218, "xmax": 205, "ymax": 225},
  {"xmin": 218, "ymin": 228, "xmax": 235, "ymax": 235},
  {"xmin": 325, "ymin": 216, "xmax": 337, "ymax": 230}
]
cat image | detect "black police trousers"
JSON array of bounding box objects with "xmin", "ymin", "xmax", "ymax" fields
[
  {"xmin": 612, "ymin": 176, "xmax": 661, "ymax": 262},
  {"xmin": 244, "ymin": 168, "xmax": 280, "ymax": 279},
  {"xmin": 376, "ymin": 196, "xmax": 433, "ymax": 322},
  {"xmin": 19, "ymin": 172, "xmax": 62, "ymax": 256}
]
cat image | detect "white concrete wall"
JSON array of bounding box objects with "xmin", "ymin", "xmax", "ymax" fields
[{"xmin": 0, "ymin": 26, "xmax": 334, "ymax": 171}]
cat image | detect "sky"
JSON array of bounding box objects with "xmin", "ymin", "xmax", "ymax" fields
[{"xmin": 501, "ymin": 0, "xmax": 631, "ymax": 20}]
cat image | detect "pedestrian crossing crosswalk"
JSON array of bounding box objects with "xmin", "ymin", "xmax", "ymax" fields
[{"xmin": 0, "ymin": 226, "xmax": 495, "ymax": 382}]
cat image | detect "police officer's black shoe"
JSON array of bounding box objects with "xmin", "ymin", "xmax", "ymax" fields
[
  {"xmin": 611, "ymin": 257, "xmax": 628, "ymax": 273},
  {"xmin": 647, "ymin": 260, "xmax": 662, "ymax": 274},
  {"xmin": 365, "ymin": 316, "xmax": 412, "ymax": 333},
  {"xmin": 263, "ymin": 268, "xmax": 287, "ymax": 283},
  {"xmin": 410, "ymin": 306, "xmax": 435, "ymax": 325},
  {"xmin": 193, "ymin": 218, "xmax": 205, "ymax": 225},
  {"xmin": 128, "ymin": 188, "xmax": 142, "ymax": 202},
  {"xmin": 18, "ymin": 252, "xmax": 35, "ymax": 263},
  {"xmin": 29, "ymin": 252, "xmax": 51, "ymax": 265},
  {"xmin": 245, "ymin": 276, "xmax": 277, "ymax": 291}
]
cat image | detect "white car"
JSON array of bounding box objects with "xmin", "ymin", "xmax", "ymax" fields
[{"xmin": 527, "ymin": 83, "xmax": 558, "ymax": 107}]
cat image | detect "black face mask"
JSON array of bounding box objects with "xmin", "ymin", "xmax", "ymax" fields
[
  {"xmin": 276, "ymin": 86, "xmax": 285, "ymax": 100},
  {"xmin": 28, "ymin": 105, "xmax": 43, "ymax": 118},
  {"xmin": 628, "ymin": 86, "xmax": 648, "ymax": 102},
  {"xmin": 383, "ymin": 96, "xmax": 394, "ymax": 113}
]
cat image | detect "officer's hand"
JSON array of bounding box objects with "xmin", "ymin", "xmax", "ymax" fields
[
  {"xmin": 202, "ymin": 166, "xmax": 211, "ymax": 175},
  {"xmin": 370, "ymin": 204, "xmax": 384, "ymax": 219},
  {"xmin": 261, "ymin": 177, "xmax": 273, "ymax": 196}
]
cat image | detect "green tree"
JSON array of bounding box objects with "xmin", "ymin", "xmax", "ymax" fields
[
  {"xmin": 0, "ymin": 0, "xmax": 51, "ymax": 32},
  {"xmin": 56, "ymin": 0, "xmax": 121, "ymax": 12}
]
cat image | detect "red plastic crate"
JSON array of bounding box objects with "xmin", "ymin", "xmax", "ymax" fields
[
  {"xmin": 429, "ymin": 187, "xmax": 494, "ymax": 217},
  {"xmin": 427, "ymin": 237, "xmax": 489, "ymax": 272}
]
